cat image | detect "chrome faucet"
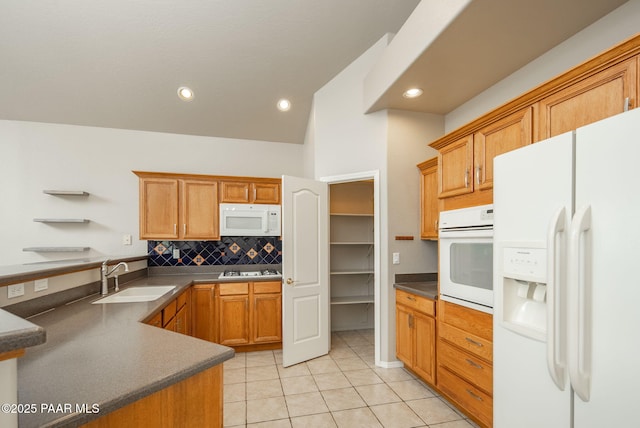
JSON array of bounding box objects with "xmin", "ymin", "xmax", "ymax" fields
[{"xmin": 101, "ymin": 260, "xmax": 130, "ymax": 295}]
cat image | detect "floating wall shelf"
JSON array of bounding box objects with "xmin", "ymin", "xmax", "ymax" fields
[
  {"xmin": 23, "ymin": 247, "xmax": 91, "ymax": 252},
  {"xmin": 43, "ymin": 190, "xmax": 90, "ymax": 196},
  {"xmin": 33, "ymin": 218, "xmax": 90, "ymax": 223}
]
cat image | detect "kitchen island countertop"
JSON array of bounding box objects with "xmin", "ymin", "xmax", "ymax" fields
[{"xmin": 16, "ymin": 273, "xmax": 242, "ymax": 428}]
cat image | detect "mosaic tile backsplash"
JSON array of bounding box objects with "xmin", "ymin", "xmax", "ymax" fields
[{"xmin": 148, "ymin": 237, "xmax": 282, "ymax": 267}]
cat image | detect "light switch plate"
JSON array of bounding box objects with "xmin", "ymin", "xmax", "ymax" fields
[
  {"xmin": 8, "ymin": 283, "xmax": 25, "ymax": 298},
  {"xmin": 122, "ymin": 234, "xmax": 132, "ymax": 245},
  {"xmin": 392, "ymin": 252, "xmax": 400, "ymax": 265}
]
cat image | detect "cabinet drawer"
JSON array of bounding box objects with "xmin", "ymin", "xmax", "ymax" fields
[
  {"xmin": 176, "ymin": 290, "xmax": 188, "ymax": 309},
  {"xmin": 438, "ymin": 366, "xmax": 492, "ymax": 428},
  {"xmin": 438, "ymin": 339, "xmax": 492, "ymax": 394},
  {"xmin": 219, "ymin": 282, "xmax": 249, "ymax": 295},
  {"xmin": 439, "ymin": 300, "xmax": 492, "ymax": 342},
  {"xmin": 395, "ymin": 289, "xmax": 435, "ymax": 316},
  {"xmin": 162, "ymin": 299, "xmax": 178, "ymax": 326},
  {"xmin": 254, "ymin": 281, "xmax": 281, "ymax": 294},
  {"xmin": 147, "ymin": 312, "xmax": 162, "ymax": 328},
  {"xmin": 439, "ymin": 323, "xmax": 492, "ymax": 362}
]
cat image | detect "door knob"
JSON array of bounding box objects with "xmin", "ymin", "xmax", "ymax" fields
[{"xmin": 286, "ymin": 278, "xmax": 294, "ymax": 285}]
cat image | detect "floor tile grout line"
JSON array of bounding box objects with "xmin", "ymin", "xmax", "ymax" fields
[{"xmin": 224, "ymin": 329, "xmax": 473, "ymax": 428}]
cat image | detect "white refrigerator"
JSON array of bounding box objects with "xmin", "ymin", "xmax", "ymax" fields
[{"xmin": 493, "ymin": 107, "xmax": 640, "ymax": 428}]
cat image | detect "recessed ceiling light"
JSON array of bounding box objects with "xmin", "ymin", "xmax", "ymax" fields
[
  {"xmin": 277, "ymin": 99, "xmax": 291, "ymax": 111},
  {"xmin": 403, "ymin": 88, "xmax": 423, "ymax": 98},
  {"xmin": 177, "ymin": 86, "xmax": 194, "ymax": 101}
]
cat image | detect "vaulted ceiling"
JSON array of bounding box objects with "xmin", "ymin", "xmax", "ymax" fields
[{"xmin": 0, "ymin": 0, "xmax": 628, "ymax": 144}]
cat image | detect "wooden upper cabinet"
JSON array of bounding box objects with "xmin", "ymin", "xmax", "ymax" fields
[
  {"xmin": 139, "ymin": 177, "xmax": 180, "ymax": 239},
  {"xmin": 136, "ymin": 172, "xmax": 219, "ymax": 240},
  {"xmin": 220, "ymin": 180, "xmax": 280, "ymax": 204},
  {"xmin": 537, "ymin": 57, "xmax": 637, "ymax": 140},
  {"xmin": 438, "ymin": 107, "xmax": 532, "ymax": 203},
  {"xmin": 417, "ymin": 158, "xmax": 439, "ymax": 240},
  {"xmin": 181, "ymin": 180, "xmax": 219, "ymax": 240},
  {"xmin": 474, "ymin": 106, "xmax": 533, "ymax": 191},
  {"xmin": 438, "ymin": 135, "xmax": 474, "ymax": 199}
]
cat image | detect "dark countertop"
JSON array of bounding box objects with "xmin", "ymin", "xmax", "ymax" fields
[
  {"xmin": 17, "ymin": 273, "xmax": 257, "ymax": 428},
  {"xmin": 0, "ymin": 255, "xmax": 148, "ymax": 286},
  {"xmin": 394, "ymin": 281, "xmax": 438, "ymax": 300},
  {"xmin": 0, "ymin": 309, "xmax": 46, "ymax": 353}
]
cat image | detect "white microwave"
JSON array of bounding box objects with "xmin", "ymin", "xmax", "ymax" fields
[{"xmin": 219, "ymin": 203, "xmax": 281, "ymax": 237}]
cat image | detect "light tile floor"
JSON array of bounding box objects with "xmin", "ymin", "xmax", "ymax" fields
[{"xmin": 223, "ymin": 329, "xmax": 480, "ymax": 428}]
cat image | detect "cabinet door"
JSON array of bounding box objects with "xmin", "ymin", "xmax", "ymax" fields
[
  {"xmin": 413, "ymin": 311, "xmax": 436, "ymax": 384},
  {"xmin": 418, "ymin": 158, "xmax": 439, "ymax": 240},
  {"xmin": 538, "ymin": 57, "xmax": 637, "ymax": 140},
  {"xmin": 253, "ymin": 182, "xmax": 281, "ymax": 204},
  {"xmin": 175, "ymin": 304, "xmax": 188, "ymax": 335},
  {"xmin": 395, "ymin": 304, "xmax": 413, "ymax": 367},
  {"xmin": 181, "ymin": 180, "xmax": 219, "ymax": 240},
  {"xmin": 139, "ymin": 178, "xmax": 179, "ymax": 239},
  {"xmin": 220, "ymin": 181, "xmax": 251, "ymax": 203},
  {"xmin": 438, "ymin": 135, "xmax": 474, "ymax": 198},
  {"xmin": 219, "ymin": 295, "xmax": 250, "ymax": 346},
  {"xmin": 191, "ymin": 285, "xmax": 216, "ymax": 342},
  {"xmin": 474, "ymin": 106, "xmax": 532, "ymax": 191},
  {"xmin": 252, "ymin": 293, "xmax": 282, "ymax": 343}
]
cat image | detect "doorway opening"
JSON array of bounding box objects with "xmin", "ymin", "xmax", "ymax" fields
[{"xmin": 323, "ymin": 171, "xmax": 380, "ymax": 366}]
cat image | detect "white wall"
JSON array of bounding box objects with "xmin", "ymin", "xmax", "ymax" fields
[
  {"xmin": 385, "ymin": 109, "xmax": 442, "ymax": 362},
  {"xmin": 0, "ymin": 120, "xmax": 304, "ymax": 266},
  {"xmin": 446, "ymin": 0, "xmax": 640, "ymax": 132},
  {"xmin": 311, "ymin": 34, "xmax": 443, "ymax": 363}
]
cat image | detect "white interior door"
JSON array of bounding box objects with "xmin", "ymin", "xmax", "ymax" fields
[{"xmin": 282, "ymin": 175, "xmax": 329, "ymax": 367}]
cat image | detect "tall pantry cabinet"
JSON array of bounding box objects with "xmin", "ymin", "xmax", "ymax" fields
[{"xmin": 329, "ymin": 181, "xmax": 375, "ymax": 331}]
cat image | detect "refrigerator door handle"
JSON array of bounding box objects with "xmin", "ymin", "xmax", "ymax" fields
[
  {"xmin": 568, "ymin": 204, "xmax": 592, "ymax": 402},
  {"xmin": 546, "ymin": 206, "xmax": 567, "ymax": 390}
]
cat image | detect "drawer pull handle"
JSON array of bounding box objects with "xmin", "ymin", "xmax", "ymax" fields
[
  {"xmin": 466, "ymin": 358, "xmax": 483, "ymax": 369},
  {"xmin": 406, "ymin": 296, "xmax": 416, "ymax": 301},
  {"xmin": 466, "ymin": 389, "xmax": 483, "ymax": 402},
  {"xmin": 465, "ymin": 337, "xmax": 483, "ymax": 347}
]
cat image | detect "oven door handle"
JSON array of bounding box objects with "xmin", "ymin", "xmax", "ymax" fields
[{"xmin": 439, "ymin": 228, "xmax": 493, "ymax": 239}]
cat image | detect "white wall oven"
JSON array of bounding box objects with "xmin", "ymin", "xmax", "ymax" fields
[{"xmin": 439, "ymin": 204, "xmax": 493, "ymax": 314}]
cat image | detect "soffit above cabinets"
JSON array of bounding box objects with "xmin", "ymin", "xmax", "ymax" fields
[{"xmin": 364, "ymin": 0, "xmax": 628, "ymax": 115}]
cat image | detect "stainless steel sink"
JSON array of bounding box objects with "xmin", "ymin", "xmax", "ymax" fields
[{"xmin": 92, "ymin": 286, "xmax": 176, "ymax": 304}]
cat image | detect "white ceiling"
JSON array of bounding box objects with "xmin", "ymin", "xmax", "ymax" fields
[
  {"xmin": 0, "ymin": 0, "xmax": 629, "ymax": 145},
  {"xmin": 0, "ymin": 0, "xmax": 419, "ymax": 144}
]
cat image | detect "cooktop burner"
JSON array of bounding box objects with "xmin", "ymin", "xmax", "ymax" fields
[{"xmin": 219, "ymin": 269, "xmax": 281, "ymax": 278}]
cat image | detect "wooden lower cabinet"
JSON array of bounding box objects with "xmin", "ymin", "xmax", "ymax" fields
[
  {"xmin": 395, "ymin": 289, "xmax": 436, "ymax": 385},
  {"xmin": 218, "ymin": 283, "xmax": 251, "ymax": 346},
  {"xmin": 191, "ymin": 281, "xmax": 282, "ymax": 351},
  {"xmin": 252, "ymin": 282, "xmax": 282, "ymax": 344},
  {"xmin": 147, "ymin": 289, "xmax": 191, "ymax": 335},
  {"xmin": 437, "ymin": 300, "xmax": 493, "ymax": 428},
  {"xmin": 82, "ymin": 364, "xmax": 223, "ymax": 428},
  {"xmin": 192, "ymin": 284, "xmax": 217, "ymax": 342}
]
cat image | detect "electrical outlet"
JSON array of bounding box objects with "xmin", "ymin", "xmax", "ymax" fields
[
  {"xmin": 392, "ymin": 252, "xmax": 400, "ymax": 265},
  {"xmin": 122, "ymin": 234, "xmax": 132, "ymax": 245},
  {"xmin": 172, "ymin": 249, "xmax": 180, "ymax": 259},
  {"xmin": 8, "ymin": 283, "xmax": 25, "ymax": 299},
  {"xmin": 34, "ymin": 278, "xmax": 49, "ymax": 292}
]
